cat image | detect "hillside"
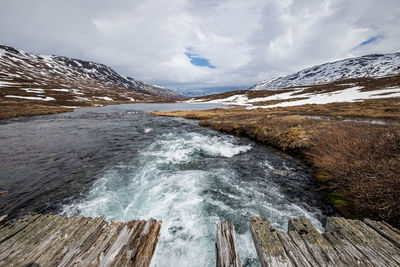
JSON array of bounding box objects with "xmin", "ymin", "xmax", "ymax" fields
[
  {"xmin": 0, "ymin": 44, "xmax": 182, "ymax": 119},
  {"xmin": 251, "ymin": 52, "xmax": 400, "ymax": 90},
  {"xmin": 186, "ymin": 53, "xmax": 400, "ymax": 109}
]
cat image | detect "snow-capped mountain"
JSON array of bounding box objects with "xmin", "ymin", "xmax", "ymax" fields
[
  {"xmin": 0, "ymin": 44, "xmax": 182, "ymax": 99},
  {"xmin": 186, "ymin": 52, "xmax": 400, "ymax": 109},
  {"xmin": 251, "ymin": 53, "xmax": 400, "ymax": 90}
]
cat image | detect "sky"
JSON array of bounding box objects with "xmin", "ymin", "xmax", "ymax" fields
[{"xmin": 1, "ymin": 0, "xmax": 399, "ymax": 91}]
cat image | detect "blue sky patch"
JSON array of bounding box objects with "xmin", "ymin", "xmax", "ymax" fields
[
  {"xmin": 185, "ymin": 48, "xmax": 216, "ymax": 69},
  {"xmin": 353, "ymin": 34, "xmax": 384, "ymax": 50},
  {"xmin": 360, "ymin": 34, "xmax": 383, "ymax": 46}
]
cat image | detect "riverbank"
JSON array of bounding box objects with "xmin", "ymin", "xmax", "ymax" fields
[
  {"xmin": 0, "ymin": 102, "xmax": 73, "ymax": 120},
  {"xmin": 151, "ymin": 107, "xmax": 400, "ymax": 229},
  {"xmin": 0, "ymin": 99, "xmax": 177, "ymax": 120}
]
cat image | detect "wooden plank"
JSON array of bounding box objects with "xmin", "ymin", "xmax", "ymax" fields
[
  {"xmin": 0, "ymin": 214, "xmax": 162, "ymax": 267},
  {"xmin": 288, "ymin": 218, "xmax": 346, "ymax": 266},
  {"xmin": 0, "ymin": 214, "xmax": 53, "ymax": 259},
  {"xmin": 23, "ymin": 215, "xmax": 100, "ymax": 266},
  {"xmin": 0, "ymin": 213, "xmax": 41, "ymax": 244},
  {"xmin": 95, "ymin": 222, "xmax": 138, "ymax": 267},
  {"xmin": 381, "ymin": 221, "xmax": 400, "ymax": 235},
  {"xmin": 364, "ymin": 219, "xmax": 400, "ymax": 249},
  {"xmin": 2, "ymin": 214, "xmax": 68, "ymax": 265},
  {"xmin": 322, "ymin": 231, "xmax": 372, "ymax": 266},
  {"xmin": 76, "ymin": 221, "xmax": 127, "ymax": 266},
  {"xmin": 276, "ymin": 231, "xmax": 317, "ymax": 267},
  {"xmin": 17, "ymin": 216, "xmax": 85, "ymax": 265},
  {"xmin": 326, "ymin": 217, "xmax": 396, "ymax": 266},
  {"xmin": 55, "ymin": 216, "xmax": 107, "ymax": 266},
  {"xmin": 36, "ymin": 216, "xmax": 107, "ymax": 266},
  {"xmin": 119, "ymin": 218, "xmax": 161, "ymax": 267},
  {"xmin": 350, "ymin": 219, "xmax": 400, "ymax": 265},
  {"xmin": 216, "ymin": 221, "xmax": 242, "ymax": 267},
  {"xmin": 286, "ymin": 230, "xmax": 321, "ymax": 266},
  {"xmin": 250, "ymin": 216, "xmax": 293, "ymax": 267}
]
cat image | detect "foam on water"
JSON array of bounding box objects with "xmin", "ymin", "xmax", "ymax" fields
[
  {"xmin": 143, "ymin": 132, "xmax": 252, "ymax": 163},
  {"xmin": 62, "ymin": 129, "xmax": 325, "ymax": 266}
]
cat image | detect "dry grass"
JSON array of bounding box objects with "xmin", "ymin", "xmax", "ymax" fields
[
  {"xmin": 307, "ymin": 124, "xmax": 400, "ymax": 227},
  {"xmin": 0, "ymin": 102, "xmax": 73, "ymax": 119},
  {"xmin": 252, "ymin": 98, "xmax": 400, "ymax": 120},
  {"xmin": 152, "ymin": 109, "xmax": 326, "ymax": 152},
  {"xmin": 198, "ymin": 115, "xmax": 320, "ymax": 151},
  {"xmin": 152, "ymin": 106, "xmax": 400, "ymax": 227}
]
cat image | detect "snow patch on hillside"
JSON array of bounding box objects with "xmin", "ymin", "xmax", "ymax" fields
[
  {"xmin": 21, "ymin": 88, "xmax": 45, "ymax": 93},
  {"xmin": 202, "ymin": 95, "xmax": 250, "ymax": 106},
  {"xmin": 249, "ymin": 87, "xmax": 400, "ymax": 109},
  {"xmin": 5, "ymin": 95, "xmax": 55, "ymax": 101},
  {"xmin": 0, "ymin": 81, "xmax": 17, "ymax": 87},
  {"xmin": 98, "ymin": 96, "xmax": 114, "ymax": 101},
  {"xmin": 189, "ymin": 86, "xmax": 400, "ymax": 109}
]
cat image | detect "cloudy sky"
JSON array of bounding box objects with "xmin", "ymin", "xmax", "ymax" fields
[{"xmin": 1, "ymin": 0, "xmax": 399, "ymax": 90}]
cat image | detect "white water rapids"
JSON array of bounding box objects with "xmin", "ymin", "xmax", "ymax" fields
[{"xmin": 62, "ymin": 128, "xmax": 325, "ymax": 266}]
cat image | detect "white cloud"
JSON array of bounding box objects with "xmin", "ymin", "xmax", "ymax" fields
[{"xmin": 0, "ymin": 0, "xmax": 399, "ymax": 90}]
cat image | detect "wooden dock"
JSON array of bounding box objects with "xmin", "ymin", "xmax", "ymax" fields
[
  {"xmin": 0, "ymin": 213, "xmax": 161, "ymax": 267},
  {"xmin": 217, "ymin": 217, "xmax": 400, "ymax": 267}
]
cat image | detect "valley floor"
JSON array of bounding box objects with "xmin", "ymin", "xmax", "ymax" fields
[{"xmin": 151, "ymin": 100, "xmax": 400, "ymax": 229}]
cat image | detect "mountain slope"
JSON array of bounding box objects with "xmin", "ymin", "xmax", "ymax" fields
[
  {"xmin": 0, "ymin": 44, "xmax": 182, "ymax": 100},
  {"xmin": 186, "ymin": 52, "xmax": 400, "ymax": 109},
  {"xmin": 251, "ymin": 53, "xmax": 400, "ymax": 90},
  {"xmin": 0, "ymin": 44, "xmax": 184, "ymax": 119}
]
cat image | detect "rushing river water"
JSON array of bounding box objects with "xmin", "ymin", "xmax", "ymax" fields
[{"xmin": 0, "ymin": 103, "xmax": 332, "ymax": 266}]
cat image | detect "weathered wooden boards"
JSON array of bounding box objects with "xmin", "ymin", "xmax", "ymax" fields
[
  {"xmin": 250, "ymin": 216, "xmax": 400, "ymax": 267},
  {"xmin": 0, "ymin": 213, "xmax": 161, "ymax": 267},
  {"xmin": 216, "ymin": 222, "xmax": 242, "ymax": 267}
]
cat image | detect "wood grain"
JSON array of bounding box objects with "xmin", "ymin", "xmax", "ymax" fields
[
  {"xmin": 0, "ymin": 213, "xmax": 161, "ymax": 267},
  {"xmin": 216, "ymin": 221, "xmax": 242, "ymax": 267}
]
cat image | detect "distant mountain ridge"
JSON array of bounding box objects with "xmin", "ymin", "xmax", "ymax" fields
[
  {"xmin": 0, "ymin": 44, "xmax": 182, "ymax": 99},
  {"xmin": 174, "ymin": 86, "xmax": 246, "ymax": 97},
  {"xmin": 250, "ymin": 52, "xmax": 400, "ymax": 90}
]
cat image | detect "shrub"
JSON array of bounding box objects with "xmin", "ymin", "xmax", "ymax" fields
[{"xmin": 307, "ymin": 123, "xmax": 400, "ymax": 227}]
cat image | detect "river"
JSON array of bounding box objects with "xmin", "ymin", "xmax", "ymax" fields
[{"xmin": 0, "ymin": 103, "xmax": 332, "ymax": 266}]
